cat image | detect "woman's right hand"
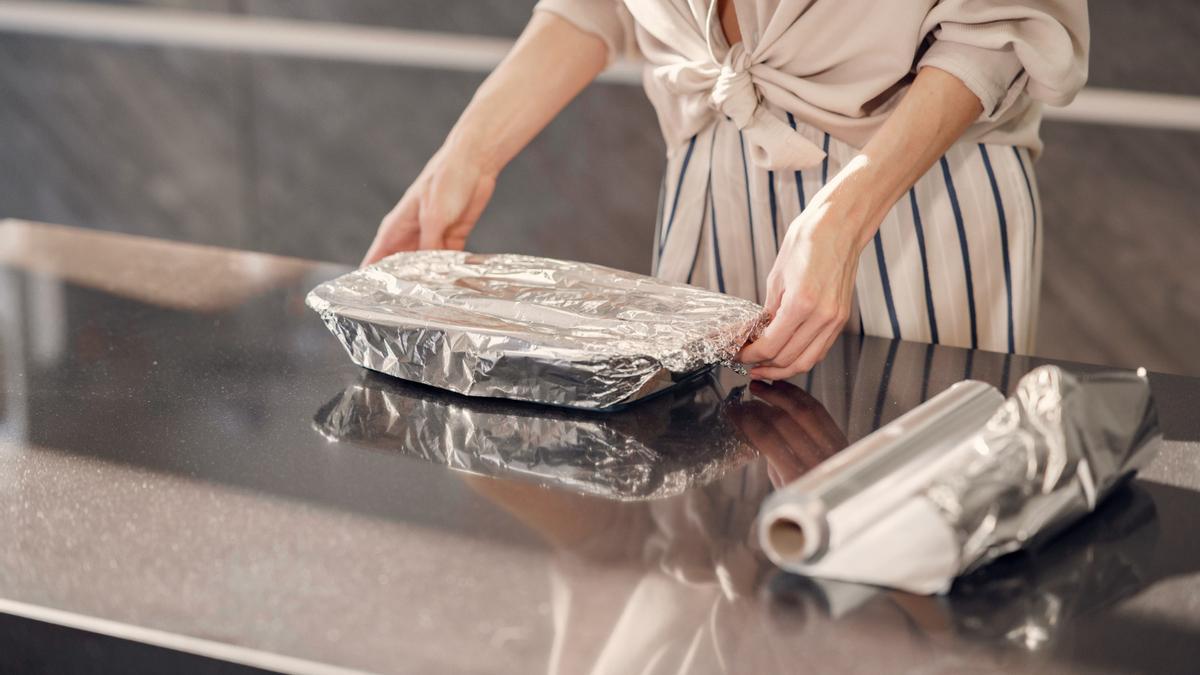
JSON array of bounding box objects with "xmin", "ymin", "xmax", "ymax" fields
[
  {"xmin": 360, "ymin": 11, "xmax": 610, "ymax": 266},
  {"xmin": 361, "ymin": 144, "xmax": 498, "ymax": 266}
]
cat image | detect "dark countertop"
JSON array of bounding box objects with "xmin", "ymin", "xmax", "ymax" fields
[{"xmin": 2, "ymin": 219, "xmax": 1199, "ymax": 674}]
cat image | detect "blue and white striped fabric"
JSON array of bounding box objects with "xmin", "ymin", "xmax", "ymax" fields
[{"xmin": 652, "ymin": 108, "xmax": 1042, "ymax": 355}]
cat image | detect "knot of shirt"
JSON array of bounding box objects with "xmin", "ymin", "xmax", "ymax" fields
[
  {"xmin": 710, "ymin": 45, "xmax": 757, "ymax": 129},
  {"xmin": 703, "ymin": 43, "xmax": 827, "ymax": 171}
]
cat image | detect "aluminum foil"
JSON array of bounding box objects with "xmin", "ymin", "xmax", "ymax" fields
[
  {"xmin": 313, "ymin": 370, "xmax": 756, "ymax": 501},
  {"xmin": 758, "ymin": 365, "xmax": 1162, "ymax": 594},
  {"xmin": 927, "ymin": 365, "xmax": 1161, "ymax": 574},
  {"xmin": 768, "ymin": 483, "xmax": 1158, "ymax": 649},
  {"xmin": 307, "ymin": 251, "xmax": 768, "ymax": 409}
]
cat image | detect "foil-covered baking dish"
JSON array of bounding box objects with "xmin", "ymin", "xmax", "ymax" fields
[{"xmin": 307, "ymin": 252, "xmax": 767, "ymax": 409}]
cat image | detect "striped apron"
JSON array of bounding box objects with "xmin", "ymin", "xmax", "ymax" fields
[{"xmin": 651, "ymin": 107, "xmax": 1043, "ymax": 355}]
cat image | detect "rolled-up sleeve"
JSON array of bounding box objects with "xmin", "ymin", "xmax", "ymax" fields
[
  {"xmin": 917, "ymin": 1, "xmax": 1089, "ymax": 120},
  {"xmin": 534, "ymin": 0, "xmax": 637, "ymax": 64}
]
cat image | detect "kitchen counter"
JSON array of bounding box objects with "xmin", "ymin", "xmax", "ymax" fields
[{"xmin": 2, "ymin": 219, "xmax": 1199, "ymax": 674}]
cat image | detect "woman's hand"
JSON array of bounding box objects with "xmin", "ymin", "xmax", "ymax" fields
[
  {"xmin": 737, "ymin": 157, "xmax": 879, "ymax": 380},
  {"xmin": 737, "ymin": 66, "xmax": 985, "ymax": 378},
  {"xmin": 362, "ymin": 145, "xmax": 497, "ymax": 265},
  {"xmin": 360, "ymin": 11, "xmax": 609, "ymax": 266}
]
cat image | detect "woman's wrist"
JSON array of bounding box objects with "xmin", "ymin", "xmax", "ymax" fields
[
  {"xmin": 439, "ymin": 118, "xmax": 509, "ymax": 184},
  {"xmin": 442, "ymin": 123, "xmax": 506, "ymax": 178},
  {"xmin": 797, "ymin": 155, "xmax": 893, "ymax": 253}
]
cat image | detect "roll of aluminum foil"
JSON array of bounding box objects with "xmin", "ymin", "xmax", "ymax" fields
[
  {"xmin": 758, "ymin": 380, "xmax": 1005, "ymax": 562},
  {"xmin": 758, "ymin": 365, "xmax": 1161, "ymax": 594},
  {"xmin": 313, "ymin": 370, "xmax": 756, "ymax": 501},
  {"xmin": 307, "ymin": 252, "xmax": 768, "ymax": 410}
]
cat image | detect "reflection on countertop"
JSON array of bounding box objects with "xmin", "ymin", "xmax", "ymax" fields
[
  {"xmin": 314, "ymin": 369, "xmax": 757, "ymax": 501},
  {"xmin": 2, "ymin": 219, "xmax": 1200, "ymax": 674}
]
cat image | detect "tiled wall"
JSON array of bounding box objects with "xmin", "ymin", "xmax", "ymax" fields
[{"xmin": 1, "ymin": 1, "xmax": 1198, "ymax": 374}]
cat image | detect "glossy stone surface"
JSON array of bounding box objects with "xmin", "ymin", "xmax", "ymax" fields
[{"xmin": 1, "ymin": 220, "xmax": 1199, "ymax": 674}]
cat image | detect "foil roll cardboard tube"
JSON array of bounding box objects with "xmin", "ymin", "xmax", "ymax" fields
[{"xmin": 759, "ymin": 380, "xmax": 1005, "ymax": 566}]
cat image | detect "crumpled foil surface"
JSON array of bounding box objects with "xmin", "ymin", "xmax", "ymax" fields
[
  {"xmin": 759, "ymin": 365, "xmax": 1162, "ymax": 594},
  {"xmin": 313, "ymin": 371, "xmax": 756, "ymax": 501},
  {"xmin": 926, "ymin": 365, "xmax": 1162, "ymax": 575},
  {"xmin": 307, "ymin": 251, "xmax": 768, "ymax": 409}
]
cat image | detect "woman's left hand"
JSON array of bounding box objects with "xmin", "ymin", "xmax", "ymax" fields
[{"xmin": 737, "ymin": 163, "xmax": 878, "ymax": 380}]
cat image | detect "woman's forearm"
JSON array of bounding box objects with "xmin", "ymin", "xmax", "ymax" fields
[
  {"xmin": 362, "ymin": 13, "xmax": 606, "ymax": 263},
  {"xmin": 819, "ymin": 66, "xmax": 985, "ymax": 249},
  {"xmin": 445, "ymin": 12, "xmax": 609, "ymax": 174},
  {"xmin": 741, "ymin": 66, "xmax": 985, "ymax": 377}
]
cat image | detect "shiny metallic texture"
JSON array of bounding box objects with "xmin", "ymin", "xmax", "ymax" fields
[
  {"xmin": 758, "ymin": 365, "xmax": 1161, "ymax": 593},
  {"xmin": 307, "ymin": 251, "xmax": 768, "ymax": 409},
  {"xmin": 759, "ymin": 380, "xmax": 1005, "ymax": 564},
  {"xmin": 313, "ymin": 371, "xmax": 756, "ymax": 500}
]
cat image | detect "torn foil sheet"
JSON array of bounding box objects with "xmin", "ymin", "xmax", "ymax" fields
[
  {"xmin": 758, "ymin": 365, "xmax": 1162, "ymax": 594},
  {"xmin": 307, "ymin": 251, "xmax": 768, "ymax": 409},
  {"xmin": 313, "ymin": 370, "xmax": 756, "ymax": 501},
  {"xmin": 768, "ymin": 483, "xmax": 1158, "ymax": 649}
]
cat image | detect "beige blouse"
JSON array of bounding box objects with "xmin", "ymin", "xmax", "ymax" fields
[{"xmin": 534, "ymin": 0, "xmax": 1089, "ymax": 169}]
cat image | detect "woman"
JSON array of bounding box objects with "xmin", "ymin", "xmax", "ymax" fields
[{"xmin": 363, "ymin": 1, "xmax": 1088, "ymax": 380}]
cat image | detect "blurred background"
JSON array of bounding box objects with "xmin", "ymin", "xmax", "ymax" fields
[{"xmin": 1, "ymin": 1, "xmax": 1198, "ymax": 374}]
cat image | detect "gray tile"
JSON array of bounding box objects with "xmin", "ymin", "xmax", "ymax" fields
[
  {"xmin": 55, "ymin": 0, "xmax": 538, "ymax": 36},
  {"xmin": 62, "ymin": 0, "xmax": 1200, "ymax": 96},
  {"xmin": 0, "ymin": 35, "xmax": 248, "ymax": 248},
  {"xmin": 1035, "ymin": 121, "xmax": 1200, "ymax": 374},
  {"xmin": 245, "ymin": 0, "xmax": 538, "ymax": 38},
  {"xmin": 473, "ymin": 81, "xmax": 664, "ymax": 274},
  {"xmin": 1088, "ymin": 1, "xmax": 1200, "ymax": 96},
  {"xmin": 244, "ymin": 55, "xmax": 663, "ymax": 272},
  {"xmin": 61, "ymin": 0, "xmax": 234, "ymax": 9}
]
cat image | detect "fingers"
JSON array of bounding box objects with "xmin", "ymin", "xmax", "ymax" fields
[
  {"xmin": 746, "ymin": 295, "xmax": 849, "ymax": 378},
  {"xmin": 361, "ymin": 195, "xmax": 420, "ymax": 266},
  {"xmin": 361, "ymin": 240, "xmax": 386, "ymax": 268},
  {"xmin": 750, "ymin": 322, "xmax": 841, "ymax": 380},
  {"xmin": 793, "ymin": 324, "xmax": 843, "ymax": 377},
  {"xmin": 747, "ymin": 364, "xmax": 795, "ymax": 382},
  {"xmin": 419, "ymin": 165, "xmax": 484, "ymax": 250},
  {"xmin": 418, "ymin": 210, "xmax": 447, "ymax": 250},
  {"xmin": 767, "ymin": 295, "xmax": 850, "ymax": 365},
  {"xmin": 733, "ymin": 267, "xmax": 782, "ymax": 361},
  {"xmin": 748, "ymin": 321, "xmax": 835, "ymax": 381},
  {"xmin": 365, "ymin": 154, "xmax": 495, "ymax": 264},
  {"xmin": 759, "ymin": 315, "xmax": 825, "ymax": 369},
  {"xmin": 742, "ymin": 310, "xmax": 830, "ymax": 376},
  {"xmin": 737, "ymin": 292, "xmax": 807, "ymax": 363},
  {"xmin": 443, "ymin": 176, "xmax": 496, "ymax": 251},
  {"xmin": 762, "ymin": 269, "xmax": 785, "ymax": 316}
]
